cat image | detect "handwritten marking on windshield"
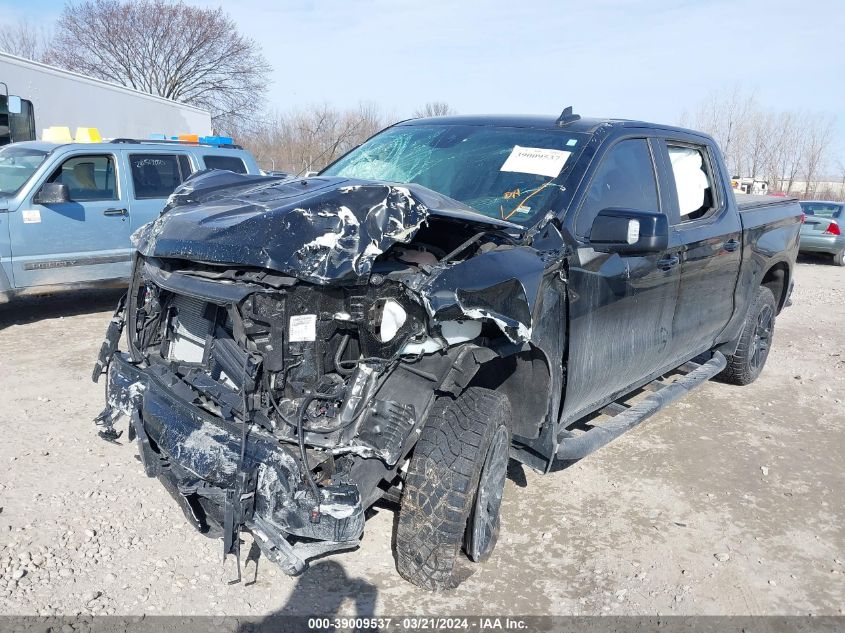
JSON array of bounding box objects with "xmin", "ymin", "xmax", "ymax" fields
[{"xmin": 501, "ymin": 181, "xmax": 555, "ymax": 221}]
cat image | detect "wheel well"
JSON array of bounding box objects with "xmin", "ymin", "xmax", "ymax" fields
[
  {"xmin": 468, "ymin": 346, "xmax": 551, "ymax": 439},
  {"xmin": 761, "ymin": 262, "xmax": 789, "ymax": 314}
]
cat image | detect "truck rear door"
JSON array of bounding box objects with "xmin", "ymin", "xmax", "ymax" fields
[
  {"xmin": 126, "ymin": 151, "xmax": 196, "ymax": 233},
  {"xmin": 653, "ymin": 136, "xmax": 742, "ymax": 361},
  {"xmin": 9, "ymin": 149, "xmax": 132, "ymax": 287}
]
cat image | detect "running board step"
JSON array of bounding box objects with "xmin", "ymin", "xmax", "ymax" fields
[{"xmin": 556, "ymin": 352, "xmax": 727, "ymax": 461}]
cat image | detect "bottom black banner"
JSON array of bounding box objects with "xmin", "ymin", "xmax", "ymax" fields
[{"xmin": 0, "ymin": 616, "xmax": 843, "ymax": 633}]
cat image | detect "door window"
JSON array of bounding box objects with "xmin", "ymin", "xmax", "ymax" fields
[
  {"xmin": 203, "ymin": 155, "xmax": 247, "ymax": 174},
  {"xmin": 47, "ymin": 155, "xmax": 117, "ymax": 201},
  {"xmin": 667, "ymin": 144, "xmax": 716, "ymax": 221},
  {"xmin": 129, "ymin": 153, "xmax": 194, "ymax": 199},
  {"xmin": 178, "ymin": 155, "xmax": 194, "ymax": 179},
  {"xmin": 576, "ymin": 139, "xmax": 659, "ymax": 236}
]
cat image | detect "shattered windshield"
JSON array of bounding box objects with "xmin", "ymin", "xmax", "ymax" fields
[
  {"xmin": 0, "ymin": 146, "xmax": 48, "ymax": 196},
  {"xmin": 321, "ymin": 124, "xmax": 587, "ymax": 226}
]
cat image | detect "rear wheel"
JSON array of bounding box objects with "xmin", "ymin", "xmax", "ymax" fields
[
  {"xmin": 396, "ymin": 387, "xmax": 511, "ymax": 590},
  {"xmin": 717, "ymin": 286, "xmax": 776, "ymax": 386},
  {"xmin": 833, "ymin": 249, "xmax": 844, "ymax": 267}
]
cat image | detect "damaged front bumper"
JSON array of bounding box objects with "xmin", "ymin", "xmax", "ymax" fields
[{"xmin": 100, "ymin": 351, "xmax": 365, "ymax": 575}]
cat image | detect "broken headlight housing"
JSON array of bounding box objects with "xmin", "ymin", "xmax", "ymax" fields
[{"xmin": 369, "ymin": 298, "xmax": 407, "ymax": 343}]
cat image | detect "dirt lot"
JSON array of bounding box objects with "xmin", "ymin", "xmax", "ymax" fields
[{"xmin": 0, "ymin": 259, "xmax": 843, "ymax": 617}]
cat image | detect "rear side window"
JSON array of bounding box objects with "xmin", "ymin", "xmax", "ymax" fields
[
  {"xmin": 203, "ymin": 155, "xmax": 247, "ymax": 174},
  {"xmin": 129, "ymin": 153, "xmax": 192, "ymax": 199},
  {"xmin": 800, "ymin": 202, "xmax": 842, "ymax": 219},
  {"xmin": 48, "ymin": 154, "xmax": 117, "ymax": 201},
  {"xmin": 576, "ymin": 138, "xmax": 658, "ymax": 237},
  {"xmin": 667, "ymin": 144, "xmax": 717, "ymax": 222}
]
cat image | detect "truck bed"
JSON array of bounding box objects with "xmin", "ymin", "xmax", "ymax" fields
[
  {"xmin": 735, "ymin": 194, "xmax": 802, "ymax": 233},
  {"xmin": 735, "ymin": 193, "xmax": 799, "ymax": 211}
]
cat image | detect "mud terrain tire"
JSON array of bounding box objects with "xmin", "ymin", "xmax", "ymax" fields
[
  {"xmin": 718, "ymin": 285, "xmax": 777, "ymax": 386},
  {"xmin": 396, "ymin": 387, "xmax": 511, "ymax": 591}
]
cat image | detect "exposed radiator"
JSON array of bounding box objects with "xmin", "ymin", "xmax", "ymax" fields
[{"xmin": 168, "ymin": 295, "xmax": 213, "ymax": 363}]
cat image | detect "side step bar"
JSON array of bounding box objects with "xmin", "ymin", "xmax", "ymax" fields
[{"xmin": 555, "ymin": 352, "xmax": 727, "ymax": 461}]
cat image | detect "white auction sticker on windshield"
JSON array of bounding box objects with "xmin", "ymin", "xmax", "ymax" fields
[
  {"xmin": 289, "ymin": 314, "xmax": 317, "ymax": 342},
  {"xmin": 500, "ymin": 146, "xmax": 572, "ymax": 178}
]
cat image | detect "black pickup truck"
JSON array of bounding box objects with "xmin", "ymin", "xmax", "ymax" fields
[{"xmin": 93, "ymin": 110, "xmax": 801, "ymax": 590}]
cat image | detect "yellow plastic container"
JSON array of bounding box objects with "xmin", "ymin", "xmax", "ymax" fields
[
  {"xmin": 42, "ymin": 126, "xmax": 73, "ymax": 143},
  {"xmin": 74, "ymin": 127, "xmax": 102, "ymax": 143}
]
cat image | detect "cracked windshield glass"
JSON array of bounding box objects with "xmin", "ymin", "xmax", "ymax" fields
[{"xmin": 321, "ymin": 124, "xmax": 586, "ymax": 225}]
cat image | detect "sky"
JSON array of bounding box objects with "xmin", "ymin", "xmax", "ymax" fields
[{"xmin": 6, "ymin": 0, "xmax": 845, "ymax": 167}]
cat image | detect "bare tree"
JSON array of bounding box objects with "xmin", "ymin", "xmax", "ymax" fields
[
  {"xmin": 741, "ymin": 109, "xmax": 775, "ymax": 179},
  {"xmin": 764, "ymin": 111, "xmax": 804, "ymax": 194},
  {"xmin": 414, "ymin": 102, "xmax": 456, "ymax": 118},
  {"xmin": 50, "ymin": 0, "xmax": 270, "ymax": 129},
  {"xmin": 800, "ymin": 112, "xmax": 836, "ymax": 198},
  {"xmin": 0, "ymin": 18, "xmax": 53, "ymax": 63},
  {"xmin": 683, "ymin": 87, "xmax": 839, "ymax": 196},
  {"xmin": 236, "ymin": 103, "xmax": 397, "ymax": 175},
  {"xmin": 838, "ymin": 160, "xmax": 845, "ymax": 200},
  {"xmin": 682, "ymin": 86, "xmax": 756, "ymax": 176}
]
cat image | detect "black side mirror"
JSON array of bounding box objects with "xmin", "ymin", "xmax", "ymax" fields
[
  {"xmin": 589, "ymin": 208, "xmax": 669, "ymax": 254},
  {"xmin": 33, "ymin": 183, "xmax": 70, "ymax": 205}
]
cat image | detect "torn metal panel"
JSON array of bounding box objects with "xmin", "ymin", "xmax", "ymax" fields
[
  {"xmin": 411, "ymin": 246, "xmax": 551, "ymax": 344},
  {"xmin": 133, "ymin": 172, "xmax": 518, "ymax": 285}
]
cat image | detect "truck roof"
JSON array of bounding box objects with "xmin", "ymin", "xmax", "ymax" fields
[
  {"xmin": 400, "ymin": 114, "xmax": 713, "ymax": 139},
  {"xmin": 7, "ymin": 141, "xmax": 58, "ymax": 152}
]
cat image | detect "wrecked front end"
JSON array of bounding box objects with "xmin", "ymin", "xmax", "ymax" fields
[{"xmin": 92, "ymin": 173, "xmax": 559, "ymax": 576}]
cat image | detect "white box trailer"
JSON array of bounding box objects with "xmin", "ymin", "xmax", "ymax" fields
[
  {"xmin": 0, "ymin": 51, "xmax": 211, "ymax": 142},
  {"xmin": 730, "ymin": 177, "xmax": 769, "ymax": 196}
]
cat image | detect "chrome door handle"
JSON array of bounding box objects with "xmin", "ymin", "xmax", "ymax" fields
[{"xmin": 103, "ymin": 208, "xmax": 127, "ymax": 217}]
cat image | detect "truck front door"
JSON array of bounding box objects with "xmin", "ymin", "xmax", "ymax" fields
[
  {"xmin": 9, "ymin": 151, "xmax": 132, "ymax": 287},
  {"xmin": 561, "ymin": 136, "xmax": 683, "ymax": 424}
]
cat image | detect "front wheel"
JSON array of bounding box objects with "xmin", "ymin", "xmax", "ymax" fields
[
  {"xmin": 395, "ymin": 387, "xmax": 512, "ymax": 590},
  {"xmin": 717, "ymin": 286, "xmax": 776, "ymax": 386}
]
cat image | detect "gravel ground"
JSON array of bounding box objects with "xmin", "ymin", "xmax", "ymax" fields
[{"xmin": 0, "ymin": 258, "xmax": 843, "ymax": 617}]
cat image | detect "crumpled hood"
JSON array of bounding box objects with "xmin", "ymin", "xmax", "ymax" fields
[{"xmin": 133, "ymin": 171, "xmax": 519, "ymax": 285}]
